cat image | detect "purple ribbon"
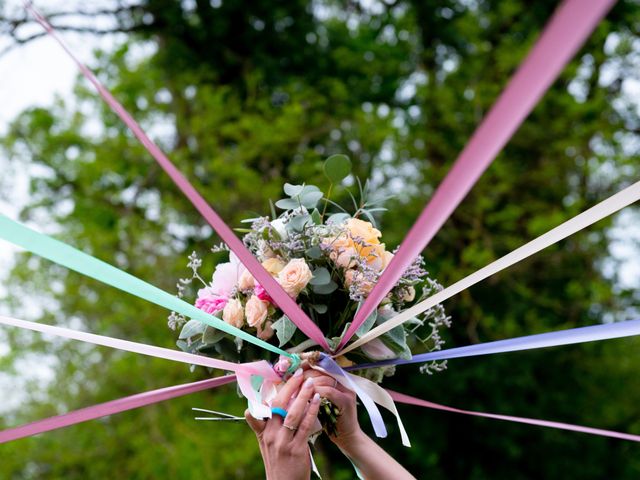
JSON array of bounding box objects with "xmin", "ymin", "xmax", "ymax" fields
[
  {"xmin": 350, "ymin": 319, "xmax": 640, "ymax": 369},
  {"xmin": 318, "ymin": 353, "xmax": 388, "ymax": 439}
]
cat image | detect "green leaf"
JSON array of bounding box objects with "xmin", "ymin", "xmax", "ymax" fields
[
  {"xmin": 275, "ymin": 198, "xmax": 300, "ymax": 210},
  {"xmin": 311, "ymin": 304, "xmax": 328, "ymax": 314},
  {"xmin": 272, "ymin": 315, "xmax": 298, "ymax": 347},
  {"xmin": 310, "ymin": 267, "xmax": 331, "ymax": 285},
  {"xmin": 233, "ymin": 228, "xmax": 253, "ymax": 233},
  {"xmin": 306, "ymin": 246, "xmax": 323, "ymax": 259},
  {"xmin": 300, "ymin": 190, "xmax": 323, "ymax": 209},
  {"xmin": 355, "ymin": 305, "xmax": 377, "ymax": 337},
  {"xmin": 327, "ymin": 213, "xmax": 350, "ymax": 224},
  {"xmin": 312, "ymin": 280, "xmax": 338, "ymax": 294},
  {"xmin": 178, "ymin": 320, "xmax": 206, "ymax": 339},
  {"xmin": 287, "ymin": 214, "xmax": 311, "ymax": 232},
  {"xmin": 311, "ymin": 208, "xmax": 322, "ymax": 225},
  {"xmin": 202, "ymin": 325, "xmax": 226, "ymax": 344},
  {"xmin": 380, "ymin": 325, "xmax": 412, "ymax": 360},
  {"xmin": 324, "ymin": 154, "xmax": 352, "ymax": 183},
  {"xmin": 284, "ymin": 183, "xmax": 304, "ymax": 197}
]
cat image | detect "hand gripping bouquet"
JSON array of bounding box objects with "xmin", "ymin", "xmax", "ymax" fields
[{"xmin": 168, "ymin": 155, "xmax": 451, "ymax": 436}]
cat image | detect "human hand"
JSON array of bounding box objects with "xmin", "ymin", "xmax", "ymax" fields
[
  {"xmin": 245, "ymin": 369, "xmax": 321, "ymax": 480},
  {"xmin": 303, "ymin": 369, "xmax": 362, "ymax": 447}
]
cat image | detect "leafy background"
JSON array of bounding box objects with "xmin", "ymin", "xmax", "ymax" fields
[{"xmin": 0, "ymin": 0, "xmax": 639, "ymax": 478}]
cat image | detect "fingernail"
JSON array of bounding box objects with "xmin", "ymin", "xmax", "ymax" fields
[
  {"xmin": 293, "ymin": 368, "xmax": 303, "ymax": 378},
  {"xmin": 312, "ymin": 393, "xmax": 320, "ymax": 403},
  {"xmin": 304, "ymin": 377, "xmax": 314, "ymax": 389}
]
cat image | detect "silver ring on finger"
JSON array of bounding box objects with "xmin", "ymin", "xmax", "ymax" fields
[
  {"xmin": 333, "ymin": 378, "xmax": 338, "ymax": 388},
  {"xmin": 282, "ymin": 423, "xmax": 298, "ymax": 432}
]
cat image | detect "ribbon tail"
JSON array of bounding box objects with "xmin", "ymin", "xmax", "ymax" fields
[{"xmin": 347, "ymin": 373, "xmax": 411, "ymax": 447}]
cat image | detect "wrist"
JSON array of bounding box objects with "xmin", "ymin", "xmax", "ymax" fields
[{"xmin": 331, "ymin": 428, "xmax": 366, "ymax": 451}]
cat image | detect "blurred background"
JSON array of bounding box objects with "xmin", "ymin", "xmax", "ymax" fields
[{"xmin": 1, "ymin": 0, "xmax": 639, "ymax": 478}]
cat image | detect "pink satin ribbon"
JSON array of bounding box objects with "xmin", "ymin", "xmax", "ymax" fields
[
  {"xmin": 23, "ymin": 1, "xmax": 329, "ymax": 352},
  {"xmin": 0, "ymin": 376, "xmax": 236, "ymax": 444},
  {"xmin": 389, "ymin": 390, "xmax": 640, "ymax": 442},
  {"xmin": 338, "ymin": 0, "xmax": 617, "ymax": 350}
]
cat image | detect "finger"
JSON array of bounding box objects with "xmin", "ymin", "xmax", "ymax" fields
[
  {"xmin": 313, "ymin": 385, "xmax": 346, "ymax": 407},
  {"xmin": 281, "ymin": 377, "xmax": 316, "ymax": 437},
  {"xmin": 244, "ymin": 409, "xmax": 266, "ymax": 435},
  {"xmin": 271, "ymin": 368, "xmax": 304, "ymax": 410},
  {"xmin": 295, "ymin": 392, "xmax": 321, "ymax": 439}
]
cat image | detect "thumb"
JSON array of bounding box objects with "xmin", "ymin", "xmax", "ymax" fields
[{"xmin": 244, "ymin": 408, "xmax": 266, "ymax": 435}]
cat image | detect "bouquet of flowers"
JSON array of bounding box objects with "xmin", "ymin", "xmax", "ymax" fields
[{"xmin": 168, "ymin": 155, "xmax": 450, "ymax": 434}]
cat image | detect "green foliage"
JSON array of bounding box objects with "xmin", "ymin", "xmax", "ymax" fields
[{"xmin": 1, "ymin": 0, "xmax": 639, "ymax": 478}]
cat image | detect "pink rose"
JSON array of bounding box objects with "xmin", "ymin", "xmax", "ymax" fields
[
  {"xmin": 254, "ymin": 283, "xmax": 273, "ymax": 303},
  {"xmin": 245, "ymin": 295, "xmax": 269, "ymax": 328},
  {"xmin": 258, "ymin": 320, "xmax": 275, "ymax": 341},
  {"xmin": 277, "ymin": 258, "xmax": 313, "ymax": 298},
  {"xmin": 238, "ymin": 269, "xmax": 255, "ymax": 292},
  {"xmin": 195, "ymin": 287, "xmax": 228, "ymax": 314},
  {"xmin": 273, "ymin": 356, "xmax": 293, "ymax": 376},
  {"xmin": 222, "ymin": 298, "xmax": 244, "ymax": 328}
]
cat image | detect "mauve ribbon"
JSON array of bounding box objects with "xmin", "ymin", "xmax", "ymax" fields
[
  {"xmin": 389, "ymin": 390, "xmax": 640, "ymax": 442},
  {"xmin": 349, "ymin": 318, "xmax": 640, "ymax": 370},
  {"xmin": 23, "ymin": 0, "xmax": 329, "ymax": 352},
  {"xmin": 339, "ymin": 0, "xmax": 617, "ymax": 350},
  {"xmin": 0, "ymin": 376, "xmax": 237, "ymax": 444}
]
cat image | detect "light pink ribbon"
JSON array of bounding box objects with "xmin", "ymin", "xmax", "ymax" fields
[
  {"xmin": 23, "ymin": 1, "xmax": 329, "ymax": 352},
  {"xmin": 338, "ymin": 0, "xmax": 617, "ymax": 350},
  {"xmin": 389, "ymin": 390, "xmax": 640, "ymax": 442}
]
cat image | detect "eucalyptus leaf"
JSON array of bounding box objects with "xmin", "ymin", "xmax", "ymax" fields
[
  {"xmin": 311, "ymin": 304, "xmax": 328, "ymax": 314},
  {"xmin": 327, "ymin": 213, "xmax": 350, "ymax": 225},
  {"xmin": 311, "ymin": 208, "xmax": 322, "ymax": 225},
  {"xmin": 275, "ymin": 198, "xmax": 300, "ymax": 210},
  {"xmin": 284, "ymin": 183, "xmax": 304, "ymax": 197},
  {"xmin": 300, "ymin": 190, "xmax": 323, "ymax": 209},
  {"xmin": 287, "ymin": 214, "xmax": 311, "ymax": 232},
  {"xmin": 355, "ymin": 306, "xmax": 377, "ymax": 337},
  {"xmin": 179, "ymin": 319, "xmax": 206, "ymax": 340},
  {"xmin": 272, "ymin": 315, "xmax": 298, "ymax": 347},
  {"xmin": 202, "ymin": 325, "xmax": 226, "ymax": 344},
  {"xmin": 313, "ymin": 280, "xmax": 338, "ymax": 294},
  {"xmin": 380, "ymin": 324, "xmax": 412, "ymax": 360},
  {"xmin": 310, "ymin": 267, "xmax": 331, "ymax": 285},
  {"xmin": 324, "ymin": 154, "xmax": 352, "ymax": 183},
  {"xmin": 306, "ymin": 246, "xmax": 322, "ymax": 259}
]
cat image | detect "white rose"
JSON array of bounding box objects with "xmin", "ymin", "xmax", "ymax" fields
[
  {"xmin": 361, "ymin": 339, "xmax": 396, "ymax": 360},
  {"xmin": 270, "ymin": 218, "xmax": 289, "ymax": 240}
]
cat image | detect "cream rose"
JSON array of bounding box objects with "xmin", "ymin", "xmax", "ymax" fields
[
  {"xmin": 277, "ymin": 258, "xmax": 313, "ymax": 298},
  {"xmin": 245, "ymin": 295, "xmax": 269, "ymax": 327},
  {"xmin": 222, "ymin": 298, "xmax": 244, "ymax": 328},
  {"xmin": 401, "ymin": 286, "xmax": 416, "ymax": 302}
]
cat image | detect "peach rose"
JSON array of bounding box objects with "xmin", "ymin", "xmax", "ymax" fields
[
  {"xmin": 258, "ymin": 320, "xmax": 275, "ymax": 341},
  {"xmin": 238, "ymin": 269, "xmax": 255, "ymax": 291},
  {"xmin": 245, "ymin": 295, "xmax": 269, "ymax": 327},
  {"xmin": 262, "ymin": 258, "xmax": 286, "ymax": 276},
  {"xmin": 345, "ymin": 218, "xmax": 381, "ymax": 244},
  {"xmin": 222, "ymin": 298, "xmax": 244, "ymax": 328},
  {"xmin": 277, "ymin": 258, "xmax": 313, "ymax": 298}
]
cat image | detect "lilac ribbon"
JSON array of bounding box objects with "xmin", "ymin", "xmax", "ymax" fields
[
  {"xmin": 338, "ymin": 0, "xmax": 617, "ymax": 350},
  {"xmin": 349, "ymin": 319, "xmax": 640, "ymax": 370},
  {"xmin": 318, "ymin": 353, "xmax": 388, "ymax": 440},
  {"xmin": 23, "ymin": 0, "xmax": 329, "ymax": 352}
]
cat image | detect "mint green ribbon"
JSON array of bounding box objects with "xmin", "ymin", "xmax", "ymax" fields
[{"xmin": 0, "ymin": 214, "xmax": 291, "ymax": 358}]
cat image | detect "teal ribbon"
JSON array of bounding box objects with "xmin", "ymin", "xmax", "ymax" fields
[{"xmin": 0, "ymin": 214, "xmax": 291, "ymax": 358}]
